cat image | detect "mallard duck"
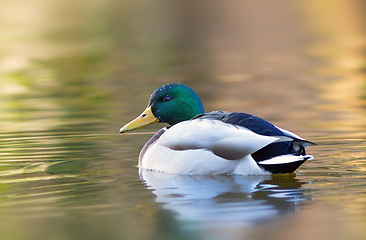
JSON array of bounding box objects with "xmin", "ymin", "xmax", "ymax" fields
[{"xmin": 120, "ymin": 84, "xmax": 315, "ymax": 175}]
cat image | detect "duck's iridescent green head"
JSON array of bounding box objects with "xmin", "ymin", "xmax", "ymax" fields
[
  {"xmin": 149, "ymin": 84, "xmax": 204, "ymax": 125},
  {"xmin": 120, "ymin": 84, "xmax": 204, "ymax": 133}
]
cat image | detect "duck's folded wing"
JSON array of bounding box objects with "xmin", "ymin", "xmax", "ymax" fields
[
  {"xmin": 210, "ymin": 136, "xmax": 291, "ymax": 160},
  {"xmin": 274, "ymin": 126, "xmax": 316, "ymax": 149},
  {"xmin": 158, "ymin": 119, "xmax": 291, "ymax": 161}
]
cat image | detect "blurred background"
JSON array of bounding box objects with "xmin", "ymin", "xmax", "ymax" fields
[{"xmin": 1, "ymin": 0, "xmax": 366, "ymax": 240}]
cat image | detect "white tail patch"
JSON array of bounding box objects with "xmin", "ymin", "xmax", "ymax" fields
[{"xmin": 258, "ymin": 154, "xmax": 314, "ymax": 165}]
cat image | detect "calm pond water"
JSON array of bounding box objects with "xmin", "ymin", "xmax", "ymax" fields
[{"xmin": 1, "ymin": 1, "xmax": 366, "ymax": 240}]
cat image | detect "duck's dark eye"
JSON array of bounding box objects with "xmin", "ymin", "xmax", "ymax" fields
[{"xmin": 163, "ymin": 95, "xmax": 173, "ymax": 102}]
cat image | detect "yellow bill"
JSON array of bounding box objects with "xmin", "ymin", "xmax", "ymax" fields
[{"xmin": 119, "ymin": 106, "xmax": 160, "ymax": 133}]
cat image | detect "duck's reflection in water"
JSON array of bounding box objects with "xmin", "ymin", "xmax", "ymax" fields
[{"xmin": 139, "ymin": 169, "xmax": 312, "ymax": 240}]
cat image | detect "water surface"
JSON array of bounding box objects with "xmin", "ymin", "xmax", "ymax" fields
[{"xmin": 1, "ymin": 1, "xmax": 366, "ymax": 240}]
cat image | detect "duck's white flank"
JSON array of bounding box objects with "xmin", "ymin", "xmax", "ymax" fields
[{"xmin": 139, "ymin": 119, "xmax": 288, "ymax": 175}]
